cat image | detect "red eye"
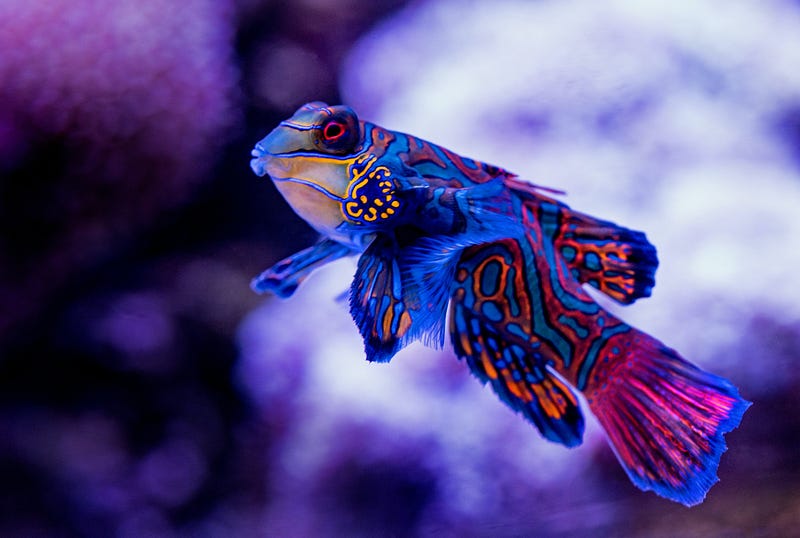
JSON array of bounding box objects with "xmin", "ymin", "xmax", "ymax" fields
[{"xmin": 323, "ymin": 121, "xmax": 346, "ymax": 141}]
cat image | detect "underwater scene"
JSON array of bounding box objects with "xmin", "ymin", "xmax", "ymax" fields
[{"xmin": 1, "ymin": 0, "xmax": 799, "ymax": 536}]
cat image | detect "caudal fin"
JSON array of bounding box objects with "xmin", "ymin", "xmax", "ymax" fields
[{"xmin": 583, "ymin": 333, "xmax": 750, "ymax": 506}]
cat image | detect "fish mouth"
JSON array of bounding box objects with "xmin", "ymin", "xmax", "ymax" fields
[{"xmin": 250, "ymin": 143, "xmax": 269, "ymax": 176}]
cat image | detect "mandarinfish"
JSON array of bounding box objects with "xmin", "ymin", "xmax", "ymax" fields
[{"xmin": 249, "ymin": 101, "xmax": 750, "ymax": 506}]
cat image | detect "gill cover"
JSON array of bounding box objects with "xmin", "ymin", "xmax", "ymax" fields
[{"xmin": 249, "ymin": 102, "xmax": 363, "ymax": 238}]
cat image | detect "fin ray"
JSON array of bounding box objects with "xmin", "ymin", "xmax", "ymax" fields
[
  {"xmin": 399, "ymin": 178, "xmax": 524, "ymax": 348},
  {"xmin": 349, "ymin": 237, "xmax": 415, "ymax": 362},
  {"xmin": 583, "ymin": 332, "xmax": 750, "ymax": 506},
  {"xmin": 252, "ymin": 238, "xmax": 355, "ymax": 297},
  {"xmin": 506, "ymin": 177, "xmax": 658, "ymax": 304},
  {"xmin": 553, "ymin": 210, "xmax": 658, "ymax": 304}
]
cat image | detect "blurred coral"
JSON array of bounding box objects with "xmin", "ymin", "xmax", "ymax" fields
[
  {"xmin": 238, "ymin": 0, "xmax": 800, "ymax": 534},
  {"xmin": 0, "ymin": 0, "xmax": 238, "ymax": 340},
  {"xmin": 2, "ymin": 0, "xmax": 800, "ymax": 536}
]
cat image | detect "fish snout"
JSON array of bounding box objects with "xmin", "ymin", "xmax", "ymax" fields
[{"xmin": 250, "ymin": 142, "xmax": 270, "ymax": 176}]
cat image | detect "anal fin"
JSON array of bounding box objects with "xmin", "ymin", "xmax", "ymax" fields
[{"xmin": 450, "ymin": 301, "xmax": 585, "ymax": 447}]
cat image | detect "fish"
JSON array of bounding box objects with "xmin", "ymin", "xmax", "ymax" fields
[{"xmin": 249, "ymin": 101, "xmax": 750, "ymax": 506}]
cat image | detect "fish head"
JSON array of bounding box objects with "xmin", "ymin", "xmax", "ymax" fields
[{"xmin": 250, "ymin": 101, "xmax": 363, "ymax": 237}]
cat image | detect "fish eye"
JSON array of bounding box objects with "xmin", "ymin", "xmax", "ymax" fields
[
  {"xmin": 323, "ymin": 121, "xmax": 345, "ymax": 141},
  {"xmin": 315, "ymin": 113, "xmax": 359, "ymax": 154}
]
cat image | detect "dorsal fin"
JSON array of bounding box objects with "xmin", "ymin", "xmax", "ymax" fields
[
  {"xmin": 506, "ymin": 177, "xmax": 658, "ymax": 304},
  {"xmin": 554, "ymin": 209, "xmax": 658, "ymax": 304}
]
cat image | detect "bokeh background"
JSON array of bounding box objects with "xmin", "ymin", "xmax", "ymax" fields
[{"xmin": 1, "ymin": 0, "xmax": 799, "ymax": 536}]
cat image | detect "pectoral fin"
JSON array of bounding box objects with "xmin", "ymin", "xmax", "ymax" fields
[
  {"xmin": 349, "ymin": 237, "xmax": 418, "ymax": 362},
  {"xmin": 251, "ymin": 238, "xmax": 356, "ymax": 297},
  {"xmin": 399, "ymin": 179, "xmax": 524, "ymax": 348}
]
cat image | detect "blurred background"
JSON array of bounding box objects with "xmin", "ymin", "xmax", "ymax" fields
[{"xmin": 1, "ymin": 0, "xmax": 799, "ymax": 536}]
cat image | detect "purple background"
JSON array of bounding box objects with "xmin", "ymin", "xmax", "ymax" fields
[{"xmin": 1, "ymin": 0, "xmax": 799, "ymax": 536}]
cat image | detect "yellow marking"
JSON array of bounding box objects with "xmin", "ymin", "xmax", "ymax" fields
[
  {"xmin": 349, "ymin": 177, "xmax": 369, "ymax": 195},
  {"xmin": 345, "ymin": 202, "xmax": 363, "ymax": 218},
  {"xmin": 341, "ymin": 156, "xmax": 402, "ymax": 223},
  {"xmin": 349, "ymin": 154, "xmax": 378, "ymax": 183}
]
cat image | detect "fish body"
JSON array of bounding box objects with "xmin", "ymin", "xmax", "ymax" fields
[{"xmin": 250, "ymin": 102, "xmax": 750, "ymax": 506}]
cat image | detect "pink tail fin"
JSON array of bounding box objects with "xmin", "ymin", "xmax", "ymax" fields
[{"xmin": 583, "ymin": 332, "xmax": 750, "ymax": 506}]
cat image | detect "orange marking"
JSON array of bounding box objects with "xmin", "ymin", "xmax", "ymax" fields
[
  {"xmin": 503, "ymin": 371, "xmax": 524, "ymax": 400},
  {"xmin": 459, "ymin": 332, "xmax": 473, "ymax": 355},
  {"xmin": 533, "ymin": 382, "xmax": 561, "ymax": 418},
  {"xmin": 397, "ymin": 309, "xmax": 411, "ymax": 336},
  {"xmin": 481, "ymin": 350, "xmax": 498, "ymax": 379},
  {"xmin": 381, "ymin": 304, "xmax": 394, "ymax": 341}
]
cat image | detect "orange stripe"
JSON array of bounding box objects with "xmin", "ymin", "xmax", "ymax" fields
[
  {"xmin": 532, "ymin": 383, "xmax": 560, "ymax": 419},
  {"xmin": 481, "ymin": 350, "xmax": 498, "ymax": 379}
]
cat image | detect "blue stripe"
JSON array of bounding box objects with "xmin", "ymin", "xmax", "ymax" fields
[
  {"xmin": 576, "ymin": 323, "xmax": 631, "ymax": 390},
  {"xmin": 557, "ymin": 314, "xmax": 589, "ymax": 339},
  {"xmin": 391, "ymin": 300, "xmax": 405, "ymax": 334},
  {"xmin": 504, "ymin": 266, "xmax": 521, "ymax": 317},
  {"xmin": 514, "ymin": 227, "xmax": 573, "ymax": 365},
  {"xmin": 535, "ymin": 203, "xmax": 598, "ymax": 316},
  {"xmin": 279, "ymin": 121, "xmax": 319, "ymax": 131}
]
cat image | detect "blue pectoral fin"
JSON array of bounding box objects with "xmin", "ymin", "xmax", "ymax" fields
[
  {"xmin": 350, "ymin": 237, "xmax": 420, "ymax": 362},
  {"xmin": 252, "ymin": 238, "xmax": 356, "ymax": 297},
  {"xmin": 398, "ymin": 179, "xmax": 524, "ymax": 347},
  {"xmin": 350, "ymin": 178, "xmax": 524, "ymax": 361},
  {"xmin": 398, "ymin": 237, "xmax": 463, "ymax": 349}
]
